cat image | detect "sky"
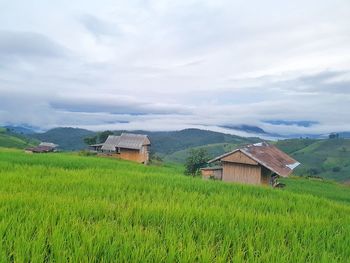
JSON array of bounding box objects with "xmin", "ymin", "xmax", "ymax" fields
[{"xmin": 0, "ymin": 0, "xmax": 350, "ymax": 136}]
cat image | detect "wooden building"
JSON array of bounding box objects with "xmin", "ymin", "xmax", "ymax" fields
[
  {"xmin": 201, "ymin": 142, "xmax": 300, "ymax": 186},
  {"xmin": 25, "ymin": 142, "xmax": 58, "ymax": 153},
  {"xmin": 97, "ymin": 133, "xmax": 151, "ymax": 164}
]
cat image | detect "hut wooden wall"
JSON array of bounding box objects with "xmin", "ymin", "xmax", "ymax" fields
[
  {"xmin": 119, "ymin": 147, "xmax": 149, "ymax": 164},
  {"xmin": 261, "ymin": 166, "xmax": 272, "ymax": 185},
  {"xmin": 222, "ymin": 162, "xmax": 261, "ymax": 185},
  {"xmin": 221, "ymin": 151, "xmax": 258, "ymax": 165},
  {"xmin": 201, "ymin": 169, "xmax": 223, "ymax": 180}
]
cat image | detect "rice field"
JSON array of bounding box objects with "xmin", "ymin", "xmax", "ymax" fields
[{"xmin": 0, "ymin": 148, "xmax": 349, "ymax": 262}]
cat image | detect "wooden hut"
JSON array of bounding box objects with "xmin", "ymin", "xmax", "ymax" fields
[
  {"xmin": 25, "ymin": 142, "xmax": 58, "ymax": 153},
  {"xmin": 99, "ymin": 133, "xmax": 151, "ymax": 164},
  {"xmin": 202, "ymin": 142, "xmax": 300, "ymax": 186}
]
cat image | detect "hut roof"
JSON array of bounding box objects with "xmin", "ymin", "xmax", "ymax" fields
[
  {"xmin": 39, "ymin": 142, "xmax": 58, "ymax": 148},
  {"xmin": 101, "ymin": 133, "xmax": 150, "ymax": 151},
  {"xmin": 117, "ymin": 133, "xmax": 150, "ymax": 150},
  {"xmin": 209, "ymin": 142, "xmax": 300, "ymax": 177},
  {"xmin": 26, "ymin": 145, "xmax": 55, "ymax": 153},
  {"xmin": 101, "ymin": 135, "xmax": 121, "ymax": 151}
]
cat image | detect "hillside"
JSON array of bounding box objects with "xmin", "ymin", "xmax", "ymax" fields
[
  {"xmin": 14, "ymin": 126, "xmax": 350, "ymax": 182},
  {"xmin": 275, "ymin": 138, "xmax": 350, "ymax": 182},
  {"xmin": 163, "ymin": 136, "xmax": 350, "ymax": 183},
  {"xmin": 0, "ymin": 148, "xmax": 349, "ymax": 262},
  {"xmin": 0, "ymin": 128, "xmax": 38, "ymax": 149},
  {"xmin": 31, "ymin": 127, "xmax": 95, "ymax": 151},
  {"xmin": 143, "ymin": 129, "xmax": 259, "ymax": 155},
  {"xmin": 29, "ymin": 128, "xmax": 259, "ymax": 152}
]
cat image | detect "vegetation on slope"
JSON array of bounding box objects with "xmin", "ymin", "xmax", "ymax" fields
[
  {"xmin": 31, "ymin": 127, "xmax": 95, "ymax": 151},
  {"xmin": 0, "ymin": 149, "xmax": 349, "ymax": 262},
  {"xmin": 28, "ymin": 128, "xmax": 259, "ymax": 153},
  {"xmin": 0, "ymin": 128, "xmax": 38, "ymax": 149},
  {"xmin": 165, "ymin": 137, "xmax": 350, "ymax": 182},
  {"xmin": 275, "ymin": 138, "xmax": 350, "ymax": 182}
]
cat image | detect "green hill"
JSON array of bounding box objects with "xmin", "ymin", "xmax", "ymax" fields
[
  {"xmin": 31, "ymin": 127, "xmax": 95, "ymax": 151},
  {"xmin": 164, "ymin": 142, "xmax": 246, "ymax": 163},
  {"xmin": 143, "ymin": 129, "xmax": 259, "ymax": 155},
  {"xmin": 163, "ymin": 136, "xmax": 350, "ymax": 183},
  {"xmin": 0, "ymin": 128, "xmax": 38, "ymax": 149},
  {"xmin": 275, "ymin": 138, "xmax": 350, "ymax": 182},
  {"xmin": 28, "ymin": 128, "xmax": 259, "ymax": 153},
  {"xmin": 0, "ymin": 148, "xmax": 349, "ymax": 262},
  {"xmin": 25, "ymin": 127, "xmax": 350, "ymax": 182}
]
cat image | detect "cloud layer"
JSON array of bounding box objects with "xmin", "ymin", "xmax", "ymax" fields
[{"xmin": 0, "ymin": 0, "xmax": 350, "ymax": 135}]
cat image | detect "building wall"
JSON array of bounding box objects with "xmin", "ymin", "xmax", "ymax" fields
[
  {"xmin": 119, "ymin": 147, "xmax": 149, "ymax": 164},
  {"xmin": 98, "ymin": 145, "xmax": 150, "ymax": 164},
  {"xmin": 222, "ymin": 162, "xmax": 261, "ymax": 185},
  {"xmin": 201, "ymin": 169, "xmax": 223, "ymax": 180},
  {"xmin": 222, "ymin": 151, "xmax": 258, "ymax": 165},
  {"xmin": 261, "ymin": 166, "xmax": 272, "ymax": 185}
]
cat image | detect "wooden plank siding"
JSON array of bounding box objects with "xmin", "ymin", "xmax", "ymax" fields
[
  {"xmin": 221, "ymin": 151, "xmax": 258, "ymax": 165},
  {"xmin": 98, "ymin": 145, "xmax": 149, "ymax": 164},
  {"xmin": 201, "ymin": 169, "xmax": 223, "ymax": 180},
  {"xmin": 261, "ymin": 166, "xmax": 272, "ymax": 185},
  {"xmin": 222, "ymin": 162, "xmax": 262, "ymax": 185},
  {"xmin": 119, "ymin": 146, "xmax": 149, "ymax": 164}
]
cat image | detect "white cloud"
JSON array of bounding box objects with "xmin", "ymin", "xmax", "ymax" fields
[{"xmin": 0, "ymin": 0, "xmax": 350, "ymax": 135}]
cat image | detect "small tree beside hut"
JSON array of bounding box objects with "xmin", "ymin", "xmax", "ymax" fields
[{"xmin": 184, "ymin": 148, "xmax": 209, "ymax": 176}]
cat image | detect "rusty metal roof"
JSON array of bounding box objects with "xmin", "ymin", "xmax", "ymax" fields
[
  {"xmin": 25, "ymin": 145, "xmax": 55, "ymax": 153},
  {"xmin": 209, "ymin": 142, "xmax": 300, "ymax": 177}
]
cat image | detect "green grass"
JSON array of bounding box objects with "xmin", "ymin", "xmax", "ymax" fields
[
  {"xmin": 0, "ymin": 149, "xmax": 349, "ymax": 262},
  {"xmin": 0, "ymin": 133, "xmax": 37, "ymax": 149},
  {"xmin": 276, "ymin": 139, "xmax": 350, "ymax": 182}
]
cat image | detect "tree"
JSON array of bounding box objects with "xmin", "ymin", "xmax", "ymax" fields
[
  {"xmin": 98, "ymin": 130, "xmax": 114, "ymax": 143},
  {"xmin": 83, "ymin": 136, "xmax": 97, "ymax": 145},
  {"xmin": 184, "ymin": 148, "xmax": 209, "ymax": 176}
]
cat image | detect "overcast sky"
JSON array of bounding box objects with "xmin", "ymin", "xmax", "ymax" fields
[{"xmin": 0, "ymin": 0, "xmax": 349, "ymax": 135}]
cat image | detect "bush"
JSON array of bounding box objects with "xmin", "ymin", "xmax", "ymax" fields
[{"xmin": 184, "ymin": 148, "xmax": 209, "ymax": 176}]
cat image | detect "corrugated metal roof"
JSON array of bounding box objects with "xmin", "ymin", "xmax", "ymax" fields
[
  {"xmin": 116, "ymin": 133, "xmax": 150, "ymax": 150},
  {"xmin": 209, "ymin": 142, "xmax": 300, "ymax": 177},
  {"xmin": 101, "ymin": 133, "xmax": 150, "ymax": 151},
  {"xmin": 101, "ymin": 136, "xmax": 120, "ymax": 151}
]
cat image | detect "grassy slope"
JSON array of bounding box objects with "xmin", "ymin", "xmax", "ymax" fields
[
  {"xmin": 276, "ymin": 139, "xmax": 350, "ymax": 182},
  {"xmin": 0, "ymin": 149, "xmax": 349, "ymax": 262},
  {"xmin": 0, "ymin": 129, "xmax": 38, "ymax": 149},
  {"xmin": 31, "ymin": 127, "xmax": 95, "ymax": 151},
  {"xmin": 164, "ymin": 142, "xmax": 243, "ymax": 163}
]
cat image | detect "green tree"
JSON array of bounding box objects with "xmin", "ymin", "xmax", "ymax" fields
[
  {"xmin": 184, "ymin": 148, "xmax": 209, "ymax": 176},
  {"xmin": 83, "ymin": 136, "xmax": 97, "ymax": 145},
  {"xmin": 98, "ymin": 131, "xmax": 114, "ymax": 143}
]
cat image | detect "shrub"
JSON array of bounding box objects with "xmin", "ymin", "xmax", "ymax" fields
[{"xmin": 184, "ymin": 148, "xmax": 209, "ymax": 176}]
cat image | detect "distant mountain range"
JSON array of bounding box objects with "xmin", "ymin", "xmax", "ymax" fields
[
  {"xmin": 1, "ymin": 125, "xmax": 350, "ymax": 182},
  {"xmin": 30, "ymin": 127, "xmax": 95, "ymax": 151},
  {"xmin": 4, "ymin": 125, "xmax": 39, "ymax": 135}
]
